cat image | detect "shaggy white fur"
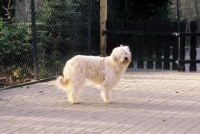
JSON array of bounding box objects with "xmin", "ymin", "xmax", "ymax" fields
[{"xmin": 56, "ymin": 45, "xmax": 131, "ymax": 104}]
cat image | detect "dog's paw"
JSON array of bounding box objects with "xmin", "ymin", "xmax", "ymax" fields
[
  {"xmin": 68, "ymin": 99, "xmax": 81, "ymax": 104},
  {"xmin": 74, "ymin": 100, "xmax": 81, "ymax": 104},
  {"xmin": 104, "ymin": 101, "xmax": 111, "ymax": 104},
  {"xmin": 103, "ymin": 99, "xmax": 113, "ymax": 104},
  {"xmin": 104, "ymin": 101, "xmax": 113, "ymax": 104},
  {"xmin": 72, "ymin": 101, "xmax": 81, "ymax": 104}
]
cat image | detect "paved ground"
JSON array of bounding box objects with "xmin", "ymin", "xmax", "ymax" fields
[
  {"xmin": 0, "ymin": 68, "xmax": 200, "ymax": 134},
  {"xmin": 1, "ymin": 46, "xmax": 200, "ymax": 134}
]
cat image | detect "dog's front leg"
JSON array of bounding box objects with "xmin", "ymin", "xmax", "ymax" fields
[{"xmin": 101, "ymin": 87, "xmax": 112, "ymax": 104}]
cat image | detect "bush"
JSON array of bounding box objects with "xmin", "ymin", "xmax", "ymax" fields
[{"xmin": 0, "ymin": 18, "xmax": 34, "ymax": 83}]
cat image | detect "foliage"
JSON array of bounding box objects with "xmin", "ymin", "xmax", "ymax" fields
[
  {"xmin": 0, "ymin": 18, "xmax": 32, "ymax": 65},
  {"xmin": 34, "ymin": 0, "xmax": 83, "ymax": 77},
  {"xmin": 0, "ymin": 0, "xmax": 15, "ymax": 19},
  {"xmin": 108, "ymin": 0, "xmax": 173, "ymax": 21},
  {"xmin": 0, "ymin": 18, "xmax": 34, "ymax": 82},
  {"xmin": 36, "ymin": 0, "xmax": 89, "ymax": 60},
  {"xmin": 0, "ymin": 0, "xmax": 100, "ymax": 84}
]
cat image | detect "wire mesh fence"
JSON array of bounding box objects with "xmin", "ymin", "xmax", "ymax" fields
[{"xmin": 0, "ymin": 0, "xmax": 99, "ymax": 88}]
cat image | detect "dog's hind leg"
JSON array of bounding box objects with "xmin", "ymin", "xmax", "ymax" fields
[
  {"xmin": 67, "ymin": 87, "xmax": 81, "ymax": 104},
  {"xmin": 67, "ymin": 88, "xmax": 78, "ymax": 104},
  {"xmin": 67, "ymin": 76, "xmax": 85, "ymax": 104},
  {"xmin": 67, "ymin": 88, "xmax": 80, "ymax": 104}
]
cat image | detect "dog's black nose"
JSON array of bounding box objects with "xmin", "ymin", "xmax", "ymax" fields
[{"xmin": 124, "ymin": 57, "xmax": 128, "ymax": 61}]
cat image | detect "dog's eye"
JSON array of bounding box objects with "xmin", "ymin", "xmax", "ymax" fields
[{"xmin": 125, "ymin": 53, "xmax": 127, "ymax": 55}]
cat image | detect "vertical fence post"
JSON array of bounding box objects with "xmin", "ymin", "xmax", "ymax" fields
[
  {"xmin": 178, "ymin": 21, "xmax": 186, "ymax": 71},
  {"xmin": 31, "ymin": 0, "xmax": 39, "ymax": 80},
  {"xmin": 163, "ymin": 22, "xmax": 171, "ymax": 70},
  {"xmin": 172, "ymin": 22, "xmax": 179, "ymax": 70},
  {"xmin": 155, "ymin": 21, "xmax": 162, "ymax": 69},
  {"xmin": 136, "ymin": 21, "xmax": 144, "ymax": 69},
  {"xmin": 88, "ymin": 0, "xmax": 92, "ymax": 55},
  {"xmin": 105, "ymin": 20, "xmax": 113, "ymax": 55},
  {"xmin": 189, "ymin": 21, "xmax": 197, "ymax": 71},
  {"xmin": 177, "ymin": 34, "xmax": 181, "ymax": 71},
  {"xmin": 100, "ymin": 0, "xmax": 107, "ymax": 56},
  {"xmin": 125, "ymin": 20, "xmax": 134, "ymax": 68},
  {"xmin": 145, "ymin": 21, "xmax": 154, "ymax": 69}
]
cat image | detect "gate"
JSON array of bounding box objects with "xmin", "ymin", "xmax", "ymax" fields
[{"xmin": 103, "ymin": 20, "xmax": 200, "ymax": 71}]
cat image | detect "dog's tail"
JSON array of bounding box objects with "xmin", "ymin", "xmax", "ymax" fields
[{"xmin": 56, "ymin": 76, "xmax": 70, "ymax": 91}]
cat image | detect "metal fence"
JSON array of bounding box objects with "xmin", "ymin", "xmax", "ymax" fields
[{"xmin": 0, "ymin": 0, "xmax": 99, "ymax": 88}]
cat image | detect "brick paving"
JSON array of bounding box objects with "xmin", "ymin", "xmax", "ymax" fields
[{"xmin": 0, "ymin": 69, "xmax": 200, "ymax": 134}]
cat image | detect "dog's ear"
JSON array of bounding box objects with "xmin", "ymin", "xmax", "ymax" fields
[{"xmin": 112, "ymin": 54, "xmax": 117, "ymax": 62}]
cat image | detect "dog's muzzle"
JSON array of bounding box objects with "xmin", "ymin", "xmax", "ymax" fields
[
  {"xmin": 123, "ymin": 57, "xmax": 131, "ymax": 63},
  {"xmin": 124, "ymin": 57, "xmax": 128, "ymax": 61}
]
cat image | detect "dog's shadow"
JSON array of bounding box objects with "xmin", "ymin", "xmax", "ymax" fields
[{"xmin": 73, "ymin": 101, "xmax": 138, "ymax": 110}]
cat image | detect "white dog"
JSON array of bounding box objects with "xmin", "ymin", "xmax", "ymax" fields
[{"xmin": 56, "ymin": 45, "xmax": 131, "ymax": 104}]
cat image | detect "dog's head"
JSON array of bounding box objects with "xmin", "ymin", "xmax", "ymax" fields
[{"xmin": 111, "ymin": 45, "xmax": 132, "ymax": 66}]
